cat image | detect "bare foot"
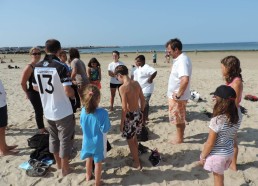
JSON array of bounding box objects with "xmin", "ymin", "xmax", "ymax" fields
[
  {"xmin": 229, "ymin": 164, "xmax": 237, "ymax": 171},
  {"xmin": 132, "ymin": 162, "xmax": 142, "ymax": 170},
  {"xmin": 86, "ymin": 174, "xmax": 92, "ymax": 181},
  {"xmin": 109, "ymin": 107, "xmax": 114, "ymax": 112},
  {"xmin": 62, "ymin": 168, "xmax": 73, "ymax": 177},
  {"xmin": 7, "ymin": 145, "xmax": 18, "ymax": 150},
  {"xmin": 0, "ymin": 150, "xmax": 19, "ymax": 156},
  {"xmin": 169, "ymin": 139, "xmax": 183, "ymax": 145}
]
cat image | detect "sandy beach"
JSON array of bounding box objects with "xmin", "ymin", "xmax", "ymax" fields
[{"xmin": 0, "ymin": 51, "xmax": 258, "ymax": 186}]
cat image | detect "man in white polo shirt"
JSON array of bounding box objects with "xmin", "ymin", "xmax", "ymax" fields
[
  {"xmin": 166, "ymin": 38, "xmax": 192, "ymax": 144},
  {"xmin": 134, "ymin": 55, "xmax": 157, "ymax": 125}
]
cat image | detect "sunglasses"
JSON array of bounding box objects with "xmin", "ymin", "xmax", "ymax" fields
[{"xmin": 32, "ymin": 52, "xmax": 41, "ymax": 56}]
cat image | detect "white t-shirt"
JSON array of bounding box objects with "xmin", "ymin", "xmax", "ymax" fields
[
  {"xmin": 134, "ymin": 64, "xmax": 156, "ymax": 94},
  {"xmin": 0, "ymin": 80, "xmax": 7, "ymax": 108},
  {"xmin": 108, "ymin": 61, "xmax": 125, "ymax": 84},
  {"xmin": 167, "ymin": 53, "xmax": 192, "ymax": 100}
]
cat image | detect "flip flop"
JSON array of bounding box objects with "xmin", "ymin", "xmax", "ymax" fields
[
  {"xmin": 244, "ymin": 95, "xmax": 258, "ymax": 102},
  {"xmin": 28, "ymin": 159, "xmax": 49, "ymax": 169},
  {"xmin": 26, "ymin": 167, "xmax": 48, "ymax": 177}
]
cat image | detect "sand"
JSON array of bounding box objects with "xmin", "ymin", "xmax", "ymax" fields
[{"xmin": 0, "ymin": 51, "xmax": 258, "ymax": 186}]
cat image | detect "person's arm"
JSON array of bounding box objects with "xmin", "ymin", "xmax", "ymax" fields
[
  {"xmin": 230, "ymin": 79, "xmax": 243, "ymax": 107},
  {"xmin": 173, "ymin": 76, "xmax": 189, "ymax": 99},
  {"xmin": 199, "ymin": 129, "xmax": 217, "ymax": 166},
  {"xmin": 108, "ymin": 70, "xmax": 115, "ymax": 77},
  {"xmin": 147, "ymin": 71, "xmax": 157, "ymax": 83},
  {"xmin": 98, "ymin": 68, "xmax": 101, "ymax": 81},
  {"xmin": 119, "ymin": 86, "xmax": 128, "ymax": 132},
  {"xmin": 87, "ymin": 67, "xmax": 91, "ymax": 79},
  {"xmin": 20, "ymin": 65, "xmax": 33, "ymax": 99},
  {"xmin": 64, "ymin": 85, "xmax": 75, "ymax": 99}
]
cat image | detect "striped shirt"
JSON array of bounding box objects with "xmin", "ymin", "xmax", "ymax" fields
[{"xmin": 209, "ymin": 112, "xmax": 241, "ymax": 156}]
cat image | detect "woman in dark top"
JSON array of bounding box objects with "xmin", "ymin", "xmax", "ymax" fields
[{"xmin": 20, "ymin": 47, "xmax": 46, "ymax": 133}]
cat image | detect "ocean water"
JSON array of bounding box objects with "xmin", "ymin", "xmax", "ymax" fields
[{"xmin": 80, "ymin": 42, "xmax": 258, "ymax": 54}]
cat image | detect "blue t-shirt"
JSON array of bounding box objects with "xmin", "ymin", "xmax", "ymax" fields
[{"xmin": 80, "ymin": 107, "xmax": 111, "ymax": 160}]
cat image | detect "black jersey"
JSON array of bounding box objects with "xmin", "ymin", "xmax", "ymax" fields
[{"xmin": 32, "ymin": 55, "xmax": 73, "ymax": 120}]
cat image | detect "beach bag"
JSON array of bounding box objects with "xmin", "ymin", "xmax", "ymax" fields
[
  {"xmin": 137, "ymin": 126, "xmax": 148, "ymax": 142},
  {"xmin": 27, "ymin": 133, "xmax": 49, "ymax": 149},
  {"xmin": 30, "ymin": 146, "xmax": 54, "ymax": 161}
]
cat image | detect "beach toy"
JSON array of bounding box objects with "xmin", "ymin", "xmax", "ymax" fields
[{"xmin": 190, "ymin": 90, "xmax": 200, "ymax": 102}]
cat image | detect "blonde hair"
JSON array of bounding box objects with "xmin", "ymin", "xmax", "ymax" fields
[
  {"xmin": 29, "ymin": 47, "xmax": 41, "ymax": 55},
  {"xmin": 82, "ymin": 85, "xmax": 100, "ymax": 113}
]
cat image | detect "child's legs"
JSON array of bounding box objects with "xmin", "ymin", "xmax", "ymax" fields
[
  {"xmin": 86, "ymin": 157, "xmax": 93, "ymax": 181},
  {"xmin": 94, "ymin": 162, "xmax": 102, "ymax": 186},
  {"xmin": 213, "ymin": 172, "xmax": 224, "ymax": 186},
  {"xmin": 0, "ymin": 127, "xmax": 7, "ymax": 152},
  {"xmin": 127, "ymin": 136, "xmax": 140, "ymax": 166},
  {"xmin": 230, "ymin": 136, "xmax": 238, "ymax": 171}
]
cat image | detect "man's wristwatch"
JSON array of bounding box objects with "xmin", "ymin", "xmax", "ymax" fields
[{"xmin": 175, "ymin": 95, "xmax": 181, "ymax": 99}]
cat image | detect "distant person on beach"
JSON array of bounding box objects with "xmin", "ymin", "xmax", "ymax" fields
[
  {"xmin": 80, "ymin": 85, "xmax": 110, "ymax": 185},
  {"xmin": 221, "ymin": 55, "xmax": 243, "ymax": 171},
  {"xmin": 20, "ymin": 47, "xmax": 46, "ymax": 133},
  {"xmin": 107, "ymin": 50, "xmax": 125, "ymax": 111},
  {"xmin": 114, "ymin": 65, "xmax": 145, "ymax": 170},
  {"xmin": 134, "ymin": 55, "xmax": 157, "ymax": 124},
  {"xmin": 166, "ymin": 38, "xmax": 192, "ymax": 144},
  {"xmin": 87, "ymin": 57, "xmax": 101, "ymax": 89},
  {"xmin": 199, "ymin": 85, "xmax": 240, "ymax": 186},
  {"xmin": 59, "ymin": 50, "xmax": 81, "ymax": 112},
  {"xmin": 32, "ymin": 39, "xmax": 75, "ymax": 176},
  {"xmin": 0, "ymin": 80, "xmax": 19, "ymax": 156},
  {"xmin": 152, "ymin": 50, "xmax": 157, "ymax": 66},
  {"xmin": 68, "ymin": 48, "xmax": 89, "ymax": 101}
]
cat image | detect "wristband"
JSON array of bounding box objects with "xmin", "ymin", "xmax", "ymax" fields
[{"xmin": 200, "ymin": 154, "xmax": 206, "ymax": 161}]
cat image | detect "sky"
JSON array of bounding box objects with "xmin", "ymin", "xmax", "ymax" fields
[{"xmin": 0, "ymin": 0, "xmax": 258, "ymax": 47}]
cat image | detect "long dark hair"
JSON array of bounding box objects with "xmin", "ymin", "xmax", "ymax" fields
[
  {"xmin": 221, "ymin": 56, "xmax": 243, "ymax": 84},
  {"xmin": 213, "ymin": 96, "xmax": 239, "ymax": 126},
  {"xmin": 88, "ymin": 57, "xmax": 100, "ymax": 68}
]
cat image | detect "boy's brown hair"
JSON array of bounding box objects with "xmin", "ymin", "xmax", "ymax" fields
[{"xmin": 114, "ymin": 65, "xmax": 128, "ymax": 76}]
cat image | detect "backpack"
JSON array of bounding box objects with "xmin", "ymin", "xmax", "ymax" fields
[{"xmin": 27, "ymin": 133, "xmax": 49, "ymax": 149}]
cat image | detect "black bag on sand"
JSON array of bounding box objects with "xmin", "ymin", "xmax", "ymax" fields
[
  {"xmin": 137, "ymin": 126, "xmax": 148, "ymax": 142},
  {"xmin": 27, "ymin": 133, "xmax": 49, "ymax": 149}
]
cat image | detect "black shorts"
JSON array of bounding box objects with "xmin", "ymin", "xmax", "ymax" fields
[
  {"xmin": 110, "ymin": 83, "xmax": 122, "ymax": 89},
  {"xmin": 153, "ymin": 59, "xmax": 157, "ymax": 63},
  {"xmin": 0, "ymin": 105, "xmax": 8, "ymax": 128}
]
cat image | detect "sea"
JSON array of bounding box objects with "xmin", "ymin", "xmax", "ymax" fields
[{"xmin": 79, "ymin": 42, "xmax": 258, "ymax": 54}]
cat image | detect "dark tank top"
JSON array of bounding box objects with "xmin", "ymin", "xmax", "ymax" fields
[{"xmin": 27, "ymin": 64, "xmax": 36, "ymax": 92}]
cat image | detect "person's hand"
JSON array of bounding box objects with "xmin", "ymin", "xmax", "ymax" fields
[{"xmin": 147, "ymin": 78, "xmax": 153, "ymax": 84}]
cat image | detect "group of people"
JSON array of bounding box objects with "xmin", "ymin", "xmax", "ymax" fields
[{"xmin": 0, "ymin": 38, "xmax": 244, "ymax": 186}]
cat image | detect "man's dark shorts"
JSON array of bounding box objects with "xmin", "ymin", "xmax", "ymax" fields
[{"xmin": 0, "ymin": 105, "xmax": 8, "ymax": 128}]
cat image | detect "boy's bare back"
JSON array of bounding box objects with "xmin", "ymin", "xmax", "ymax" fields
[{"xmin": 120, "ymin": 79, "xmax": 144, "ymax": 112}]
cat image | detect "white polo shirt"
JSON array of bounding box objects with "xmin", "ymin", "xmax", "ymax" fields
[
  {"xmin": 108, "ymin": 61, "xmax": 125, "ymax": 84},
  {"xmin": 167, "ymin": 53, "xmax": 192, "ymax": 100},
  {"xmin": 0, "ymin": 80, "xmax": 7, "ymax": 108},
  {"xmin": 134, "ymin": 64, "xmax": 156, "ymax": 94}
]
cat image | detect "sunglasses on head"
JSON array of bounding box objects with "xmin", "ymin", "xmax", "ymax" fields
[{"xmin": 32, "ymin": 52, "xmax": 41, "ymax": 56}]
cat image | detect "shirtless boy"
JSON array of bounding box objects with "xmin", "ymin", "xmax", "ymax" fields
[{"xmin": 114, "ymin": 65, "xmax": 145, "ymax": 169}]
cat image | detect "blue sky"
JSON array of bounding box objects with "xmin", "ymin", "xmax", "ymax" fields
[{"xmin": 0, "ymin": 0, "xmax": 258, "ymax": 47}]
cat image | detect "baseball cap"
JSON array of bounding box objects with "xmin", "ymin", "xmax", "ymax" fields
[{"xmin": 213, "ymin": 85, "xmax": 236, "ymax": 100}]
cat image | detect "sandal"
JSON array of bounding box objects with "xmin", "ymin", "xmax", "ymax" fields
[
  {"xmin": 26, "ymin": 167, "xmax": 48, "ymax": 177},
  {"xmin": 28, "ymin": 159, "xmax": 49, "ymax": 169}
]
